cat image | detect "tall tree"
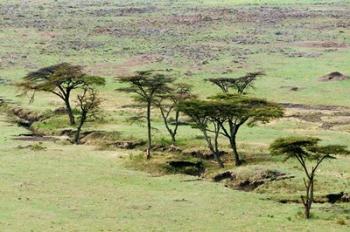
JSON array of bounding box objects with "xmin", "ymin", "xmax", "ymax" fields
[
  {"xmin": 211, "ymin": 94, "xmax": 283, "ymax": 166},
  {"xmin": 178, "ymin": 100, "xmax": 225, "ymax": 167},
  {"xmin": 207, "ymin": 72, "xmax": 264, "ymax": 94},
  {"xmin": 155, "ymin": 83, "xmax": 194, "ymax": 144},
  {"xmin": 18, "ymin": 63, "xmax": 105, "ymax": 125},
  {"xmin": 74, "ymin": 87, "xmax": 101, "ymax": 144},
  {"xmin": 180, "ymin": 94, "xmax": 283, "ymax": 166},
  {"xmin": 118, "ymin": 70, "xmax": 174, "ymax": 159},
  {"xmin": 270, "ymin": 137, "xmax": 349, "ymax": 219}
]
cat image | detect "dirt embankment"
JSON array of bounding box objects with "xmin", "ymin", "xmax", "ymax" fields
[{"xmin": 212, "ymin": 169, "xmax": 294, "ymax": 191}]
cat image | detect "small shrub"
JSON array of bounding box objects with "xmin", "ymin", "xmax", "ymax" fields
[
  {"xmin": 31, "ymin": 143, "xmax": 47, "ymax": 151},
  {"xmin": 129, "ymin": 153, "xmax": 144, "ymax": 161},
  {"xmin": 336, "ymin": 218, "xmax": 346, "ymax": 225}
]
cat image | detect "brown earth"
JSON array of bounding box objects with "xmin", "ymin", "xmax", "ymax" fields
[
  {"xmin": 296, "ymin": 41, "xmax": 348, "ymax": 49},
  {"xmin": 318, "ymin": 71, "xmax": 349, "ymax": 82},
  {"xmin": 86, "ymin": 55, "xmax": 163, "ymax": 76}
]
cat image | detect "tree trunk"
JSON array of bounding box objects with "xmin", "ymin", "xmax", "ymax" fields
[
  {"xmin": 170, "ymin": 133, "xmax": 176, "ymax": 145},
  {"xmin": 230, "ymin": 133, "xmax": 241, "ymax": 166},
  {"xmin": 65, "ymin": 98, "xmax": 75, "ymax": 125},
  {"xmin": 146, "ymin": 101, "xmax": 152, "ymax": 159},
  {"xmin": 223, "ymin": 121, "xmax": 242, "ymax": 166},
  {"xmin": 163, "ymin": 116, "xmax": 176, "ymax": 145},
  {"xmin": 213, "ymin": 126, "xmax": 224, "ymax": 168},
  {"xmin": 214, "ymin": 148, "xmax": 224, "ymax": 168},
  {"xmin": 74, "ymin": 113, "xmax": 86, "ymax": 144},
  {"xmin": 160, "ymin": 107, "xmax": 177, "ymax": 145},
  {"xmin": 203, "ymin": 128, "xmax": 224, "ymax": 168},
  {"xmin": 309, "ymin": 178, "xmax": 314, "ymax": 218},
  {"xmin": 302, "ymin": 177, "xmax": 313, "ymax": 219}
]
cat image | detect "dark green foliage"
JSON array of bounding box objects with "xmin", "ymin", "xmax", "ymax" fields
[
  {"xmin": 206, "ymin": 72, "xmax": 282, "ymax": 166},
  {"xmin": 179, "ymin": 94, "xmax": 283, "ymax": 166},
  {"xmin": 207, "ymin": 72, "xmax": 264, "ymax": 94},
  {"xmin": 117, "ymin": 70, "xmax": 174, "ymax": 102},
  {"xmin": 270, "ymin": 136, "xmax": 349, "ymax": 219},
  {"xmin": 18, "ymin": 63, "xmax": 105, "ymax": 125},
  {"xmin": 178, "ymin": 99, "xmax": 225, "ymax": 167},
  {"xmin": 213, "ymin": 94, "xmax": 283, "ymax": 166},
  {"xmin": 270, "ymin": 137, "xmax": 349, "ymax": 160},
  {"xmin": 117, "ymin": 70, "xmax": 174, "ymax": 159},
  {"xmin": 210, "ymin": 94, "xmax": 284, "ymax": 126},
  {"xmin": 155, "ymin": 83, "xmax": 195, "ymax": 144}
]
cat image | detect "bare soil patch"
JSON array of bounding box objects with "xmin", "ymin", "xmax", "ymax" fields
[
  {"xmin": 233, "ymin": 7, "xmax": 315, "ymax": 24},
  {"xmin": 183, "ymin": 149, "xmax": 226, "ymax": 160},
  {"xmin": 280, "ymin": 103, "xmax": 350, "ymax": 111},
  {"xmin": 296, "ymin": 41, "xmax": 348, "ymax": 49},
  {"xmin": 109, "ymin": 141, "xmax": 146, "ymax": 150},
  {"xmin": 91, "ymin": 6, "xmax": 157, "ymax": 17},
  {"xmin": 13, "ymin": 134, "xmax": 59, "ymax": 142},
  {"xmin": 213, "ymin": 169, "xmax": 294, "ymax": 192},
  {"xmin": 282, "ymin": 103, "xmax": 350, "ymax": 130},
  {"xmin": 10, "ymin": 107, "xmax": 45, "ymax": 128},
  {"xmin": 88, "ymin": 55, "xmax": 163, "ymax": 76},
  {"xmin": 318, "ymin": 71, "xmax": 349, "ymax": 82}
]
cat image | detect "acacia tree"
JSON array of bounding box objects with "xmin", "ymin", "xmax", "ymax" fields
[
  {"xmin": 155, "ymin": 83, "xmax": 194, "ymax": 144},
  {"xmin": 270, "ymin": 137, "xmax": 349, "ymax": 219},
  {"xmin": 207, "ymin": 72, "xmax": 264, "ymax": 94},
  {"xmin": 74, "ymin": 87, "xmax": 101, "ymax": 144},
  {"xmin": 18, "ymin": 63, "xmax": 105, "ymax": 125},
  {"xmin": 211, "ymin": 94, "xmax": 283, "ymax": 166},
  {"xmin": 177, "ymin": 100, "xmax": 225, "ymax": 167},
  {"xmin": 118, "ymin": 70, "xmax": 174, "ymax": 159}
]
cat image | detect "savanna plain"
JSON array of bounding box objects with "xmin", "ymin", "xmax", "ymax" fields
[{"xmin": 0, "ymin": 0, "xmax": 350, "ymax": 231}]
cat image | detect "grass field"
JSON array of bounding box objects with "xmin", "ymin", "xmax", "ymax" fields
[
  {"xmin": 0, "ymin": 116, "xmax": 349, "ymax": 231},
  {"xmin": 1, "ymin": 0, "xmax": 350, "ymax": 231}
]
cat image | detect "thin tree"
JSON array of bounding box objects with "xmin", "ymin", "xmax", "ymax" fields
[
  {"xmin": 18, "ymin": 63, "xmax": 105, "ymax": 125},
  {"xmin": 118, "ymin": 70, "xmax": 174, "ymax": 159},
  {"xmin": 155, "ymin": 83, "xmax": 194, "ymax": 144},
  {"xmin": 207, "ymin": 72, "xmax": 264, "ymax": 94},
  {"xmin": 74, "ymin": 87, "xmax": 101, "ymax": 144},
  {"xmin": 178, "ymin": 100, "xmax": 225, "ymax": 168},
  {"xmin": 270, "ymin": 137, "xmax": 349, "ymax": 219}
]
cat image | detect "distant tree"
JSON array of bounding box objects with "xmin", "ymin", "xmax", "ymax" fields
[
  {"xmin": 178, "ymin": 100, "xmax": 225, "ymax": 167},
  {"xmin": 18, "ymin": 63, "xmax": 105, "ymax": 125},
  {"xmin": 207, "ymin": 72, "xmax": 264, "ymax": 94},
  {"xmin": 155, "ymin": 83, "xmax": 195, "ymax": 144},
  {"xmin": 270, "ymin": 137, "xmax": 349, "ymax": 219},
  {"xmin": 211, "ymin": 94, "xmax": 283, "ymax": 166},
  {"xmin": 118, "ymin": 70, "xmax": 174, "ymax": 159},
  {"xmin": 74, "ymin": 87, "xmax": 101, "ymax": 144}
]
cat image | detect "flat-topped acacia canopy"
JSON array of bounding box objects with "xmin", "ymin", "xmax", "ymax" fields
[{"xmin": 18, "ymin": 63, "xmax": 105, "ymax": 125}]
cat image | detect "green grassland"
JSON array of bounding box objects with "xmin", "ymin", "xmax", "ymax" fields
[{"xmin": 1, "ymin": 0, "xmax": 350, "ymax": 231}]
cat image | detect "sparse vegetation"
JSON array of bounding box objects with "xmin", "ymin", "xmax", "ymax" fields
[
  {"xmin": 155, "ymin": 83, "xmax": 194, "ymax": 144},
  {"xmin": 0, "ymin": 0, "xmax": 350, "ymax": 230},
  {"xmin": 18, "ymin": 63, "xmax": 105, "ymax": 125},
  {"xmin": 74, "ymin": 87, "xmax": 101, "ymax": 144},
  {"xmin": 118, "ymin": 70, "xmax": 174, "ymax": 159},
  {"xmin": 270, "ymin": 137, "xmax": 349, "ymax": 219}
]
